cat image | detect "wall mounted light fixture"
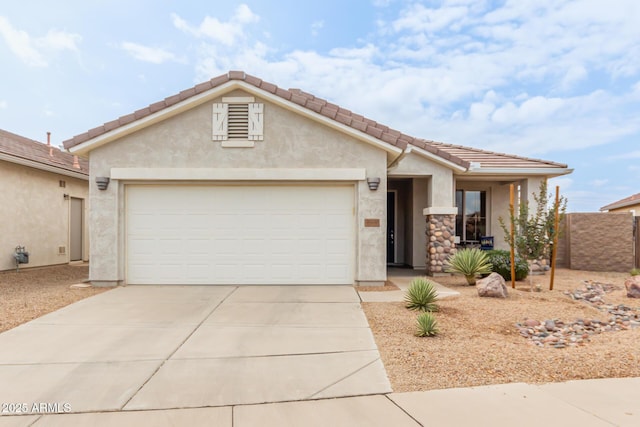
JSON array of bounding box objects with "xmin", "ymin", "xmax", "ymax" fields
[
  {"xmin": 96, "ymin": 177, "xmax": 110, "ymax": 190},
  {"xmin": 63, "ymin": 194, "xmax": 69, "ymax": 200},
  {"xmin": 366, "ymin": 177, "xmax": 381, "ymax": 191}
]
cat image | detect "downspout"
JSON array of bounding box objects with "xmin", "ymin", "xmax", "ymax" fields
[{"xmin": 387, "ymin": 145, "xmax": 412, "ymax": 170}]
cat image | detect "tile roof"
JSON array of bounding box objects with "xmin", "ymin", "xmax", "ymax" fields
[
  {"xmin": 63, "ymin": 71, "xmax": 568, "ymax": 171},
  {"xmin": 0, "ymin": 129, "xmax": 89, "ymax": 176},
  {"xmin": 600, "ymin": 192, "xmax": 640, "ymax": 211}
]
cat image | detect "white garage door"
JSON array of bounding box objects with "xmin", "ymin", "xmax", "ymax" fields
[{"xmin": 126, "ymin": 185, "xmax": 355, "ymax": 285}]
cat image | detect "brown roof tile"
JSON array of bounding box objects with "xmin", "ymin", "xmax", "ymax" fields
[
  {"xmin": 0, "ymin": 129, "xmax": 89, "ymax": 176},
  {"xmin": 61, "ymin": 71, "xmax": 568, "ymax": 172}
]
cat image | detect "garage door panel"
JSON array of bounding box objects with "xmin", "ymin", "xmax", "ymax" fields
[{"xmin": 126, "ymin": 185, "xmax": 355, "ymax": 285}]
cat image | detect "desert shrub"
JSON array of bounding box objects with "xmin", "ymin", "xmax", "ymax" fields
[
  {"xmin": 415, "ymin": 312, "xmax": 439, "ymax": 337},
  {"xmin": 485, "ymin": 250, "xmax": 528, "ymax": 281},
  {"xmin": 404, "ymin": 277, "xmax": 439, "ymax": 312},
  {"xmin": 445, "ymin": 248, "xmax": 492, "ymax": 285},
  {"xmin": 631, "ymin": 268, "xmax": 640, "ymax": 276}
]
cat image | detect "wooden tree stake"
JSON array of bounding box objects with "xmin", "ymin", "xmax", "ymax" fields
[
  {"xmin": 550, "ymin": 185, "xmax": 560, "ymax": 291},
  {"xmin": 510, "ymin": 184, "xmax": 516, "ymax": 289}
]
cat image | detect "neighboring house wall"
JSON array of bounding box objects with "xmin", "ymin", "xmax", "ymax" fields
[
  {"xmin": 556, "ymin": 212, "xmax": 635, "ymax": 272},
  {"xmin": 608, "ymin": 203, "xmax": 640, "ymax": 216},
  {"xmin": 88, "ymin": 90, "xmax": 387, "ymax": 285},
  {"xmin": 0, "ymin": 160, "xmax": 89, "ymax": 271}
]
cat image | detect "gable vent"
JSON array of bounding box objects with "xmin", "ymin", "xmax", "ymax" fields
[{"xmin": 228, "ymin": 103, "xmax": 249, "ymax": 139}]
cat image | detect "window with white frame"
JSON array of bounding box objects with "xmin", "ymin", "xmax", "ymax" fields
[
  {"xmin": 455, "ymin": 190, "xmax": 487, "ymax": 243},
  {"xmin": 212, "ymin": 97, "xmax": 264, "ymax": 147}
]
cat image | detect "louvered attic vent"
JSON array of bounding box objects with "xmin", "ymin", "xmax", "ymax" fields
[
  {"xmin": 212, "ymin": 97, "xmax": 264, "ymax": 147},
  {"xmin": 228, "ymin": 103, "xmax": 249, "ymax": 139}
]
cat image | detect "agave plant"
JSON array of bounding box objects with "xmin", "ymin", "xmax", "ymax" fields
[
  {"xmin": 415, "ymin": 312, "xmax": 439, "ymax": 337},
  {"xmin": 404, "ymin": 277, "xmax": 439, "ymax": 312},
  {"xmin": 445, "ymin": 248, "xmax": 492, "ymax": 285}
]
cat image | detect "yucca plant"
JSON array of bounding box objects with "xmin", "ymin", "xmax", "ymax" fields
[
  {"xmin": 404, "ymin": 277, "xmax": 439, "ymax": 312},
  {"xmin": 445, "ymin": 248, "xmax": 492, "ymax": 285},
  {"xmin": 415, "ymin": 312, "xmax": 439, "ymax": 337}
]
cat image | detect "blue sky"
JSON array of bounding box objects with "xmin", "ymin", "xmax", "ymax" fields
[{"xmin": 1, "ymin": 0, "xmax": 639, "ymax": 212}]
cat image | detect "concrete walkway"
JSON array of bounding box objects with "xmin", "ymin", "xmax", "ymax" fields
[
  {"xmin": 358, "ymin": 267, "xmax": 460, "ymax": 302},
  {"xmin": 2, "ymin": 378, "xmax": 637, "ymax": 426}
]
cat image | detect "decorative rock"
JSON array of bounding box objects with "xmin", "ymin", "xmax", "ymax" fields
[
  {"xmin": 544, "ymin": 320, "xmax": 556, "ymax": 330},
  {"xmin": 624, "ymin": 276, "xmax": 640, "ymax": 298},
  {"xmin": 477, "ymin": 273, "xmax": 509, "ymax": 298},
  {"xmin": 516, "ymin": 281, "xmax": 640, "ymax": 348}
]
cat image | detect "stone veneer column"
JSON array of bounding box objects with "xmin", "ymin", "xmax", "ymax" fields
[{"xmin": 423, "ymin": 208, "xmax": 458, "ymax": 276}]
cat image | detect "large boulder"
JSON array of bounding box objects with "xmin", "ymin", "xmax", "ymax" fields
[
  {"xmin": 624, "ymin": 276, "xmax": 640, "ymax": 298},
  {"xmin": 477, "ymin": 273, "xmax": 509, "ymax": 298}
]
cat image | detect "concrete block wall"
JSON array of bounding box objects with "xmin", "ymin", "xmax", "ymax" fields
[{"xmin": 560, "ymin": 213, "xmax": 635, "ymax": 272}]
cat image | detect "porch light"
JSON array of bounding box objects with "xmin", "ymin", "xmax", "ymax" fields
[
  {"xmin": 96, "ymin": 177, "xmax": 110, "ymax": 190},
  {"xmin": 366, "ymin": 177, "xmax": 381, "ymax": 191}
]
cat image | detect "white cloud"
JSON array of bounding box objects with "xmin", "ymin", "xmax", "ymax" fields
[
  {"xmin": 311, "ymin": 20, "xmax": 324, "ymax": 37},
  {"xmin": 607, "ymin": 150, "xmax": 640, "ymax": 160},
  {"xmin": 38, "ymin": 29, "xmax": 81, "ymax": 51},
  {"xmin": 590, "ymin": 179, "xmax": 609, "ymax": 187},
  {"xmin": 0, "ymin": 16, "xmax": 47, "ymax": 66},
  {"xmin": 392, "ymin": 3, "xmax": 469, "ymax": 33},
  {"xmin": 121, "ymin": 42, "xmax": 182, "ymax": 64},
  {"xmin": 172, "ymin": 4, "xmax": 259, "ymax": 46},
  {"xmin": 0, "ymin": 16, "xmax": 81, "ymax": 67},
  {"xmin": 177, "ymin": 0, "xmax": 640, "ymax": 161},
  {"xmin": 0, "ymin": 100, "xmax": 7, "ymax": 109}
]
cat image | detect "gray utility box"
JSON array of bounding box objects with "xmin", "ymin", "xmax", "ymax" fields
[{"xmin": 14, "ymin": 246, "xmax": 29, "ymax": 264}]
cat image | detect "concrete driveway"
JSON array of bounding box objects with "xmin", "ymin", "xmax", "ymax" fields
[{"xmin": 0, "ymin": 285, "xmax": 390, "ymax": 416}]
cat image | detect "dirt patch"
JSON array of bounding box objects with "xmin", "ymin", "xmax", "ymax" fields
[
  {"xmin": 363, "ymin": 268, "xmax": 640, "ymax": 392},
  {"xmin": 357, "ymin": 281, "xmax": 400, "ymax": 292},
  {"xmin": 0, "ymin": 264, "xmax": 109, "ymax": 333}
]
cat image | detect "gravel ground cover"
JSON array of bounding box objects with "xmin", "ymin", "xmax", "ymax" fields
[
  {"xmin": 0, "ymin": 264, "xmax": 108, "ymax": 333},
  {"xmin": 363, "ymin": 268, "xmax": 640, "ymax": 392}
]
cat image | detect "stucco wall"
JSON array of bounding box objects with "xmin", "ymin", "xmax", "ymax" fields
[
  {"xmin": 608, "ymin": 203, "xmax": 640, "ymax": 215},
  {"xmin": 0, "ymin": 161, "xmax": 89, "ymax": 271},
  {"xmin": 89, "ymin": 89, "xmax": 388, "ymax": 285},
  {"xmin": 412, "ymin": 178, "xmax": 429, "ymax": 268},
  {"xmin": 390, "ymin": 153, "xmax": 454, "ymax": 207}
]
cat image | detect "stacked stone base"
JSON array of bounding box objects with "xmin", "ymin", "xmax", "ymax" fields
[{"xmin": 426, "ymin": 214, "xmax": 456, "ymax": 276}]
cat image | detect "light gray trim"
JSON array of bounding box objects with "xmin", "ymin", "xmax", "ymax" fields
[{"xmin": 110, "ymin": 167, "xmax": 367, "ymax": 181}]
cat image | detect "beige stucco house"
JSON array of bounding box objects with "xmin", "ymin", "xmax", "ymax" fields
[
  {"xmin": 600, "ymin": 193, "xmax": 640, "ymax": 216},
  {"xmin": 0, "ymin": 129, "xmax": 89, "ymax": 271},
  {"xmin": 63, "ymin": 71, "xmax": 571, "ymax": 286}
]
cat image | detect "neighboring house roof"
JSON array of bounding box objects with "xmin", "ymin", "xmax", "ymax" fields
[
  {"xmin": 600, "ymin": 192, "xmax": 640, "ymax": 211},
  {"xmin": 0, "ymin": 129, "xmax": 89, "ymax": 180},
  {"xmin": 63, "ymin": 71, "xmax": 570, "ymax": 175}
]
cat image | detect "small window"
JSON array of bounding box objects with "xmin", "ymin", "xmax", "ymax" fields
[{"xmin": 212, "ymin": 97, "xmax": 263, "ymax": 147}]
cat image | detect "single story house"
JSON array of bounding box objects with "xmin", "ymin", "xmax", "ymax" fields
[
  {"xmin": 64, "ymin": 71, "xmax": 571, "ymax": 286},
  {"xmin": 0, "ymin": 129, "xmax": 89, "ymax": 271},
  {"xmin": 600, "ymin": 193, "xmax": 640, "ymax": 216}
]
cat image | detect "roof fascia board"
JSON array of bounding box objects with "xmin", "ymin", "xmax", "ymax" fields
[
  {"xmin": 238, "ymin": 83, "xmax": 402, "ymax": 155},
  {"xmin": 410, "ymin": 145, "xmax": 467, "ymax": 172},
  {"xmin": 458, "ymin": 167, "xmax": 574, "ymax": 176},
  {"xmin": 68, "ymin": 80, "xmax": 241, "ymax": 156},
  {"xmin": 0, "ymin": 152, "xmax": 88, "ymax": 180},
  {"xmin": 68, "ymin": 80, "xmax": 402, "ymax": 156}
]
